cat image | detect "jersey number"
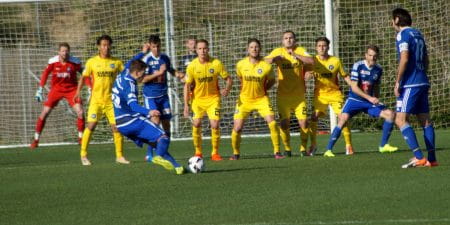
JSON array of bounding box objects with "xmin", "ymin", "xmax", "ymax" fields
[
  {"xmin": 112, "ymin": 87, "xmax": 121, "ymax": 109},
  {"xmin": 415, "ymin": 38, "xmax": 425, "ymax": 70}
]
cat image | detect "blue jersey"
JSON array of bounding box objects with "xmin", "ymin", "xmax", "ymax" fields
[
  {"xmin": 396, "ymin": 27, "xmax": 429, "ymax": 88},
  {"xmin": 348, "ymin": 60, "xmax": 382, "ymax": 102},
  {"xmin": 112, "ymin": 71, "xmax": 150, "ymax": 127}
]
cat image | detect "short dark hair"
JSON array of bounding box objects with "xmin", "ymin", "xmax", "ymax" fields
[
  {"xmin": 148, "ymin": 34, "xmax": 161, "ymax": 44},
  {"xmin": 96, "ymin": 34, "xmax": 113, "ymax": 45},
  {"xmin": 392, "ymin": 8, "xmax": 412, "ymax": 26},
  {"xmin": 367, "ymin": 45, "xmax": 380, "ymax": 55},
  {"xmin": 247, "ymin": 38, "xmax": 261, "ymax": 47},
  {"xmin": 196, "ymin": 39, "xmax": 209, "ymax": 47},
  {"xmin": 186, "ymin": 36, "xmax": 197, "ymax": 42},
  {"xmin": 58, "ymin": 42, "xmax": 70, "ymax": 50},
  {"xmin": 315, "ymin": 37, "xmax": 330, "ymax": 46},
  {"xmin": 129, "ymin": 60, "xmax": 147, "ymax": 73},
  {"xmin": 283, "ymin": 30, "xmax": 297, "ymax": 41}
]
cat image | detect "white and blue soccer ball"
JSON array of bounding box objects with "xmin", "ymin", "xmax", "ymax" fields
[{"xmin": 188, "ymin": 156, "xmax": 204, "ymax": 173}]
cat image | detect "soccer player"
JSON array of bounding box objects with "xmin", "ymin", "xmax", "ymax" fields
[
  {"xmin": 74, "ymin": 35, "xmax": 128, "ymax": 166},
  {"xmin": 391, "ymin": 8, "xmax": 437, "ymax": 168},
  {"xmin": 183, "ymin": 39, "xmax": 232, "ymax": 161},
  {"xmin": 30, "ymin": 43, "xmax": 86, "ymax": 148},
  {"xmin": 230, "ymin": 38, "xmax": 280, "ymax": 160},
  {"xmin": 127, "ymin": 35, "xmax": 183, "ymax": 161},
  {"xmin": 323, "ymin": 45, "xmax": 398, "ymax": 157},
  {"xmin": 304, "ymin": 37, "xmax": 354, "ymax": 155},
  {"xmin": 265, "ymin": 30, "xmax": 314, "ymax": 157},
  {"xmin": 112, "ymin": 60, "xmax": 184, "ymax": 174}
]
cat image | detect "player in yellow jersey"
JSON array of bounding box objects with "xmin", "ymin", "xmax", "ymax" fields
[
  {"xmin": 230, "ymin": 38, "xmax": 280, "ymax": 160},
  {"xmin": 183, "ymin": 39, "xmax": 232, "ymax": 161},
  {"xmin": 304, "ymin": 37, "xmax": 353, "ymax": 156},
  {"xmin": 74, "ymin": 35, "xmax": 128, "ymax": 166},
  {"xmin": 265, "ymin": 30, "xmax": 314, "ymax": 157}
]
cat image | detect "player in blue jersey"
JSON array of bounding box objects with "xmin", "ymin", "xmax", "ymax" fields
[
  {"xmin": 127, "ymin": 35, "xmax": 183, "ymax": 161},
  {"xmin": 112, "ymin": 60, "xmax": 184, "ymax": 174},
  {"xmin": 323, "ymin": 45, "xmax": 398, "ymax": 157},
  {"xmin": 392, "ymin": 8, "xmax": 437, "ymax": 168}
]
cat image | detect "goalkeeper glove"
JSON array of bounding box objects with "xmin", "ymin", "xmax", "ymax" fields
[{"xmin": 35, "ymin": 87, "xmax": 43, "ymax": 102}]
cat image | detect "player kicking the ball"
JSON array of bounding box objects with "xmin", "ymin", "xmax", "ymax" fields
[
  {"xmin": 230, "ymin": 38, "xmax": 280, "ymax": 160},
  {"xmin": 112, "ymin": 60, "xmax": 183, "ymax": 174},
  {"xmin": 324, "ymin": 45, "xmax": 398, "ymax": 157}
]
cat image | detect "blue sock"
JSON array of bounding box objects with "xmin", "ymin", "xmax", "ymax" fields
[
  {"xmin": 423, "ymin": 125, "xmax": 436, "ymax": 162},
  {"xmin": 380, "ymin": 121, "xmax": 394, "ymax": 147},
  {"xmin": 400, "ymin": 124, "xmax": 423, "ymax": 159},
  {"xmin": 163, "ymin": 152, "xmax": 180, "ymax": 167},
  {"xmin": 146, "ymin": 145, "xmax": 154, "ymax": 162},
  {"xmin": 155, "ymin": 136, "xmax": 180, "ymax": 167},
  {"xmin": 326, "ymin": 126, "xmax": 342, "ymax": 151},
  {"xmin": 155, "ymin": 137, "xmax": 170, "ymax": 156}
]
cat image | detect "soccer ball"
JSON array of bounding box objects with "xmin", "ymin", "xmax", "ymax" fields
[{"xmin": 188, "ymin": 156, "xmax": 204, "ymax": 173}]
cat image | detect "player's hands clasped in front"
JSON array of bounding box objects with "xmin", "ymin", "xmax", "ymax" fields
[
  {"xmin": 304, "ymin": 71, "xmax": 316, "ymax": 81},
  {"xmin": 35, "ymin": 87, "xmax": 43, "ymax": 102},
  {"xmin": 368, "ymin": 96, "xmax": 380, "ymax": 105},
  {"xmin": 220, "ymin": 88, "xmax": 230, "ymax": 97},
  {"xmin": 149, "ymin": 110, "xmax": 160, "ymax": 118}
]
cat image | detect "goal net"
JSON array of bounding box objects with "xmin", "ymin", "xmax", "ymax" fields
[{"xmin": 0, "ymin": 0, "xmax": 448, "ymax": 148}]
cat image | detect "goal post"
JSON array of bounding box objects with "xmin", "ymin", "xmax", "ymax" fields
[{"xmin": 0, "ymin": 0, "xmax": 448, "ymax": 148}]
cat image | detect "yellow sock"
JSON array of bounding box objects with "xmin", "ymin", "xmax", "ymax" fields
[
  {"xmin": 192, "ymin": 126, "xmax": 202, "ymax": 155},
  {"xmin": 309, "ymin": 121, "xmax": 318, "ymax": 146},
  {"xmin": 80, "ymin": 128, "xmax": 92, "ymax": 157},
  {"xmin": 342, "ymin": 125, "xmax": 352, "ymax": 147},
  {"xmin": 211, "ymin": 128, "xmax": 220, "ymax": 155},
  {"xmin": 268, "ymin": 121, "xmax": 280, "ymax": 154},
  {"xmin": 231, "ymin": 130, "xmax": 241, "ymax": 155},
  {"xmin": 113, "ymin": 132, "xmax": 124, "ymax": 158},
  {"xmin": 300, "ymin": 127, "xmax": 308, "ymax": 152},
  {"xmin": 279, "ymin": 127, "xmax": 291, "ymax": 151}
]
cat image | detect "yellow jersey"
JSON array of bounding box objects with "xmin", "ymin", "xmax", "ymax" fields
[
  {"xmin": 236, "ymin": 57, "xmax": 274, "ymax": 101},
  {"xmin": 266, "ymin": 46, "xmax": 311, "ymax": 97},
  {"xmin": 309, "ymin": 55, "xmax": 347, "ymax": 97},
  {"xmin": 186, "ymin": 57, "xmax": 229, "ymax": 100},
  {"xmin": 82, "ymin": 55, "xmax": 124, "ymax": 105}
]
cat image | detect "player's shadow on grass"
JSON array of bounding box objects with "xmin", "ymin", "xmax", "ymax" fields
[{"xmin": 203, "ymin": 165, "xmax": 288, "ymax": 173}]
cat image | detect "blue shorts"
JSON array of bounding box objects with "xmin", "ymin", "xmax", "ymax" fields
[
  {"xmin": 117, "ymin": 117, "xmax": 165, "ymax": 148},
  {"xmin": 396, "ymin": 86, "xmax": 429, "ymax": 114},
  {"xmin": 144, "ymin": 95, "xmax": 172, "ymax": 120},
  {"xmin": 342, "ymin": 98, "xmax": 385, "ymax": 118}
]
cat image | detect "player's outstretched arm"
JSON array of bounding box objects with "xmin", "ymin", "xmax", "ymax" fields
[
  {"xmin": 142, "ymin": 64, "xmax": 166, "ymax": 83},
  {"xmin": 73, "ymin": 75, "xmax": 85, "ymax": 102}
]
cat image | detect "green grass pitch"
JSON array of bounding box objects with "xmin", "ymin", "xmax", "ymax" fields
[{"xmin": 1, "ymin": 130, "xmax": 449, "ymax": 225}]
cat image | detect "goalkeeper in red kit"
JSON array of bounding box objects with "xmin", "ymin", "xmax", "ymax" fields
[{"xmin": 31, "ymin": 43, "xmax": 90, "ymax": 148}]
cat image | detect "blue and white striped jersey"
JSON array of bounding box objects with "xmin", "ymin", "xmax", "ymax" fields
[
  {"xmin": 112, "ymin": 71, "xmax": 149, "ymax": 127},
  {"xmin": 348, "ymin": 60, "xmax": 382, "ymax": 102}
]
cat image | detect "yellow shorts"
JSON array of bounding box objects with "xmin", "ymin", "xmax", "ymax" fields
[
  {"xmin": 87, "ymin": 102, "xmax": 116, "ymax": 124},
  {"xmin": 192, "ymin": 97, "xmax": 221, "ymax": 120},
  {"xmin": 277, "ymin": 95, "xmax": 307, "ymax": 120},
  {"xmin": 314, "ymin": 94, "xmax": 344, "ymax": 115},
  {"xmin": 233, "ymin": 96, "xmax": 274, "ymax": 120}
]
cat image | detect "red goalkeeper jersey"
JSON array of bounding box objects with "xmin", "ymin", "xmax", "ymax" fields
[{"xmin": 40, "ymin": 55, "xmax": 82, "ymax": 92}]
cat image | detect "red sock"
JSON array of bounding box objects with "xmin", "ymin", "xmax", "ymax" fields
[
  {"xmin": 77, "ymin": 117, "xmax": 85, "ymax": 133},
  {"xmin": 36, "ymin": 117, "xmax": 46, "ymax": 133}
]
